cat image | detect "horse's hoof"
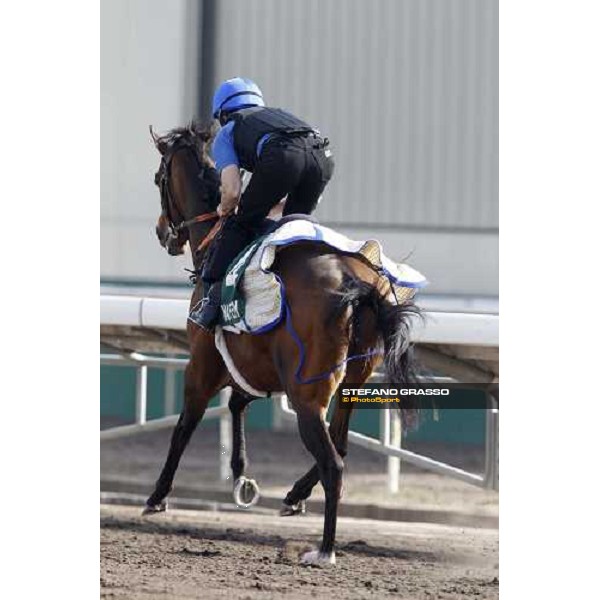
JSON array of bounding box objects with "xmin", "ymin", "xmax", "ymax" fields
[
  {"xmin": 233, "ymin": 476, "xmax": 260, "ymax": 509},
  {"xmin": 142, "ymin": 501, "xmax": 167, "ymax": 516},
  {"xmin": 300, "ymin": 549, "xmax": 336, "ymax": 566},
  {"xmin": 280, "ymin": 499, "xmax": 306, "ymax": 517}
]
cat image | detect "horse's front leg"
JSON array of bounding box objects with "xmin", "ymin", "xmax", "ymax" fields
[
  {"xmin": 228, "ymin": 391, "xmax": 261, "ymax": 507},
  {"xmin": 144, "ymin": 349, "xmax": 227, "ymax": 514}
]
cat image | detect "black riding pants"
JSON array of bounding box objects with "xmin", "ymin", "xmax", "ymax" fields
[{"xmin": 202, "ymin": 135, "xmax": 335, "ymax": 283}]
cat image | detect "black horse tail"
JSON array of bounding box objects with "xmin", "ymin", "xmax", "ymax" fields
[{"xmin": 332, "ymin": 275, "xmax": 424, "ymax": 428}]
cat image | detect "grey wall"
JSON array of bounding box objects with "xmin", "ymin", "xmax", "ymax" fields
[
  {"xmin": 101, "ymin": 0, "xmax": 201, "ymax": 280},
  {"xmin": 210, "ymin": 0, "xmax": 498, "ymax": 295},
  {"xmin": 101, "ymin": 0, "xmax": 498, "ymax": 296}
]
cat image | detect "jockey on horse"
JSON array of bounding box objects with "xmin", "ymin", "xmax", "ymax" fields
[{"xmin": 191, "ymin": 77, "xmax": 335, "ymax": 331}]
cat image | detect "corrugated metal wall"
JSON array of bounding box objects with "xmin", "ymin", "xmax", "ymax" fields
[
  {"xmin": 101, "ymin": 0, "xmax": 498, "ymax": 295},
  {"xmin": 101, "ymin": 0, "xmax": 201, "ymax": 280},
  {"xmin": 211, "ymin": 0, "xmax": 498, "ymax": 232}
]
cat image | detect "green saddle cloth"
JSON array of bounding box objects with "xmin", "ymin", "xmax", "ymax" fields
[{"xmin": 219, "ymin": 234, "xmax": 267, "ymax": 330}]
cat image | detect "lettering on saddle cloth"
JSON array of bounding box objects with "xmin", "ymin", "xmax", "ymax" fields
[{"xmin": 221, "ymin": 299, "xmax": 241, "ymax": 322}]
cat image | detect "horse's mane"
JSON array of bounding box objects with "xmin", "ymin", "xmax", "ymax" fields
[{"xmin": 151, "ymin": 120, "xmax": 217, "ymax": 162}]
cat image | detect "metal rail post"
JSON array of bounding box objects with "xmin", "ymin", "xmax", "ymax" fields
[
  {"xmin": 492, "ymin": 408, "xmax": 499, "ymax": 490},
  {"xmin": 380, "ymin": 409, "xmax": 390, "ymax": 446},
  {"xmin": 272, "ymin": 396, "xmax": 285, "ymax": 431},
  {"xmin": 484, "ymin": 391, "xmax": 499, "ymax": 490},
  {"xmin": 135, "ymin": 365, "xmax": 148, "ymax": 426},
  {"xmin": 380, "ymin": 410, "xmax": 400, "ymax": 492},
  {"xmin": 219, "ymin": 388, "xmax": 232, "ymax": 481},
  {"xmin": 388, "ymin": 410, "xmax": 402, "ymax": 493}
]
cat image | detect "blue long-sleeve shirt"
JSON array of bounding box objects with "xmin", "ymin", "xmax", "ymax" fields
[{"xmin": 212, "ymin": 121, "xmax": 271, "ymax": 172}]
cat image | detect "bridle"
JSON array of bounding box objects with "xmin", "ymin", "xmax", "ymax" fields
[{"xmin": 154, "ymin": 134, "xmax": 222, "ymax": 254}]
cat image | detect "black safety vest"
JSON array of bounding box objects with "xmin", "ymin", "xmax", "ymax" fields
[{"xmin": 230, "ymin": 107, "xmax": 315, "ymax": 171}]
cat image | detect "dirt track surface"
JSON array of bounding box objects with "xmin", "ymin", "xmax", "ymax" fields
[
  {"xmin": 101, "ymin": 505, "xmax": 498, "ymax": 600},
  {"xmin": 101, "ymin": 428, "xmax": 498, "ymax": 519}
]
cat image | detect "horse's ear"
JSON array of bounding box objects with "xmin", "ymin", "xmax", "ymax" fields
[{"xmin": 150, "ymin": 125, "xmax": 167, "ymax": 155}]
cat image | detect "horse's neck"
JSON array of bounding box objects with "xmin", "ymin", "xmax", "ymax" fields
[
  {"xmin": 188, "ymin": 228, "xmax": 205, "ymax": 273},
  {"xmin": 187, "ymin": 212, "xmax": 219, "ymax": 275}
]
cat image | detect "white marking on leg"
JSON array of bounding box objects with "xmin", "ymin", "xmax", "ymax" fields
[{"xmin": 300, "ymin": 549, "xmax": 336, "ymax": 566}]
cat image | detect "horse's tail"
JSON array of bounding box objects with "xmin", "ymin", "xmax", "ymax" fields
[{"xmin": 334, "ymin": 275, "xmax": 423, "ymax": 428}]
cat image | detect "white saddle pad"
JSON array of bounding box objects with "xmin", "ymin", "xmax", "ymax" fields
[{"xmin": 220, "ymin": 220, "xmax": 427, "ymax": 334}]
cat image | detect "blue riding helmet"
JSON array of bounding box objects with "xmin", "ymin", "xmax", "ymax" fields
[{"xmin": 212, "ymin": 77, "xmax": 265, "ymax": 119}]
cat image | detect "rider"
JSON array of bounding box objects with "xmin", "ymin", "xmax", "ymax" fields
[{"xmin": 191, "ymin": 77, "xmax": 335, "ymax": 332}]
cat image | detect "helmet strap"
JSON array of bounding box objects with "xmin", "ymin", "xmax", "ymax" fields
[{"xmin": 215, "ymin": 90, "xmax": 263, "ymax": 119}]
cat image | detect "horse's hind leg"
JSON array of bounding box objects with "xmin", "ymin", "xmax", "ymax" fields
[
  {"xmin": 229, "ymin": 391, "xmax": 261, "ymax": 507},
  {"xmin": 281, "ymin": 401, "xmax": 353, "ymax": 515},
  {"xmin": 281, "ymin": 356, "xmax": 378, "ymax": 515},
  {"xmin": 294, "ymin": 403, "xmax": 344, "ymax": 565},
  {"xmin": 144, "ymin": 355, "xmax": 226, "ymax": 514}
]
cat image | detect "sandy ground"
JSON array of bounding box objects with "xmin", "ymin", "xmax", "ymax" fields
[
  {"xmin": 101, "ymin": 427, "xmax": 498, "ymax": 518},
  {"xmin": 101, "ymin": 505, "xmax": 498, "ymax": 600},
  {"xmin": 101, "ymin": 423, "xmax": 498, "ymax": 598}
]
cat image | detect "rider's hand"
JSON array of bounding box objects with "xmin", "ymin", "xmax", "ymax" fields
[{"xmin": 217, "ymin": 197, "xmax": 237, "ymax": 217}]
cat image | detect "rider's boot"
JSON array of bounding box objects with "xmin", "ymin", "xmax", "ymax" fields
[{"xmin": 189, "ymin": 281, "xmax": 222, "ymax": 332}]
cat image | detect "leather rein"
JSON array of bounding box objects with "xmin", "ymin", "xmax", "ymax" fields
[
  {"xmin": 155, "ymin": 138, "xmax": 222, "ymax": 255},
  {"xmin": 180, "ymin": 211, "xmax": 222, "ymax": 254}
]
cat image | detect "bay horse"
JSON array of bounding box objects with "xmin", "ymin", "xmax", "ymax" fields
[{"xmin": 145, "ymin": 121, "xmax": 420, "ymax": 565}]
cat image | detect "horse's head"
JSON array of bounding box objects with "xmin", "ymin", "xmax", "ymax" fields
[{"xmin": 150, "ymin": 121, "xmax": 220, "ymax": 256}]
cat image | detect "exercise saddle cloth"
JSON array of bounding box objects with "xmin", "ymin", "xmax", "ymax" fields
[{"xmin": 213, "ymin": 218, "xmax": 427, "ymax": 335}]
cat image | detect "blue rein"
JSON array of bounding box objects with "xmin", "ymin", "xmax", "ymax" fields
[{"xmin": 283, "ymin": 298, "xmax": 382, "ymax": 386}]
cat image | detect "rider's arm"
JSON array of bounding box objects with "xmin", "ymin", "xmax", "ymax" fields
[
  {"xmin": 219, "ymin": 165, "xmax": 242, "ymax": 216},
  {"xmin": 212, "ymin": 123, "xmax": 242, "ymax": 216}
]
